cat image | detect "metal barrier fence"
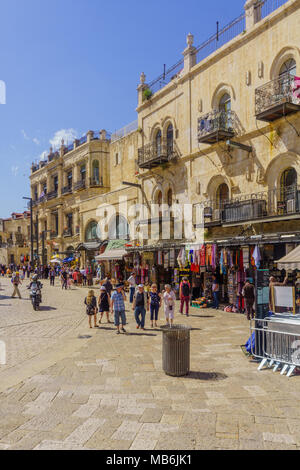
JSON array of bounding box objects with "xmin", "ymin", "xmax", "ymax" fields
[
  {"xmin": 111, "ymin": 120, "xmax": 138, "ymax": 142},
  {"xmin": 250, "ymin": 316, "xmax": 300, "ymax": 377}
]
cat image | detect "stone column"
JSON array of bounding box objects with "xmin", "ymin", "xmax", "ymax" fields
[
  {"xmin": 137, "ymin": 72, "xmax": 147, "ymax": 107},
  {"xmin": 182, "ymin": 33, "xmax": 197, "ymax": 73},
  {"xmin": 58, "ymin": 206, "xmax": 64, "ymax": 238},
  {"xmin": 87, "ymin": 130, "xmax": 94, "ymax": 143},
  {"xmin": 244, "ymin": 0, "xmax": 263, "ymax": 30}
]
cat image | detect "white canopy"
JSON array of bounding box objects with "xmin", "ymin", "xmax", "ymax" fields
[
  {"xmin": 50, "ymin": 258, "xmax": 62, "ymax": 264},
  {"xmin": 95, "ymin": 249, "xmax": 127, "ymax": 261},
  {"xmin": 276, "ymin": 245, "xmax": 300, "ymax": 270}
]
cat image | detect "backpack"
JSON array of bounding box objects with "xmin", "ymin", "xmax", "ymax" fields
[{"xmin": 182, "ymin": 282, "xmax": 190, "ymax": 297}]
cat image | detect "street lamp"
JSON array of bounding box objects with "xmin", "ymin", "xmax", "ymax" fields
[
  {"xmin": 41, "ymin": 230, "xmax": 52, "ymax": 267},
  {"xmin": 23, "ymin": 197, "xmax": 34, "ymax": 268}
]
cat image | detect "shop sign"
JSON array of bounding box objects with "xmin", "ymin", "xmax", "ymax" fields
[{"xmin": 143, "ymin": 252, "xmax": 154, "ymax": 262}]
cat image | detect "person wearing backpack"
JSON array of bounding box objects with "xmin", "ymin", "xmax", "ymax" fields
[
  {"xmin": 180, "ymin": 277, "xmax": 191, "ymax": 317},
  {"xmin": 11, "ymin": 271, "xmax": 22, "ymax": 299}
]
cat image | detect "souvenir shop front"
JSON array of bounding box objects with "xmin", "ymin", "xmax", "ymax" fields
[
  {"xmin": 182, "ymin": 236, "xmax": 300, "ymax": 312},
  {"xmin": 126, "ymin": 245, "xmax": 184, "ymax": 294}
]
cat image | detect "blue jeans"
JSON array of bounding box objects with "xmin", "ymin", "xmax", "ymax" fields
[
  {"xmin": 135, "ymin": 306, "xmax": 146, "ymax": 328},
  {"xmin": 114, "ymin": 310, "xmax": 126, "ymax": 327},
  {"xmin": 213, "ymin": 292, "xmax": 219, "ymax": 309},
  {"xmin": 150, "ymin": 304, "xmax": 159, "ymax": 321},
  {"xmin": 130, "ymin": 287, "xmax": 135, "ymax": 303}
]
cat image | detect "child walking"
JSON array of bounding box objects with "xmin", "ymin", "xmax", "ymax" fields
[{"xmin": 84, "ymin": 290, "xmax": 98, "ymax": 328}]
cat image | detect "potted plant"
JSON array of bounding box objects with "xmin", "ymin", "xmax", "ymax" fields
[{"xmin": 143, "ymin": 88, "xmax": 153, "ymax": 101}]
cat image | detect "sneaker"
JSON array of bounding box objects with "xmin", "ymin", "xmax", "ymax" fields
[
  {"xmin": 136, "ymin": 325, "xmax": 140, "ymax": 329},
  {"xmin": 116, "ymin": 330, "xmax": 120, "ymax": 334},
  {"xmin": 121, "ymin": 327, "xmax": 126, "ymax": 333}
]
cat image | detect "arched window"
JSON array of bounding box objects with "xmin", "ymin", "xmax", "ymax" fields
[
  {"xmin": 216, "ymin": 183, "xmax": 229, "ymax": 210},
  {"xmin": 155, "ymin": 130, "xmax": 162, "ymax": 157},
  {"xmin": 166, "ymin": 124, "xmax": 174, "ymax": 156},
  {"xmin": 108, "ymin": 215, "xmax": 129, "ymax": 240},
  {"xmin": 92, "ymin": 160, "xmax": 100, "ymax": 184},
  {"xmin": 167, "ymin": 188, "xmax": 173, "ymax": 207},
  {"xmin": 279, "ymin": 59, "xmax": 296, "ymax": 77},
  {"xmin": 280, "ymin": 168, "xmax": 297, "ymax": 204},
  {"xmin": 85, "ymin": 221, "xmax": 101, "ymax": 241},
  {"xmin": 219, "ymin": 93, "xmax": 231, "ymax": 113}
]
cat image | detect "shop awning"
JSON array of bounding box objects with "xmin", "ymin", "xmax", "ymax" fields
[
  {"xmin": 95, "ymin": 249, "xmax": 127, "ymax": 261},
  {"xmin": 276, "ymin": 245, "xmax": 300, "ymax": 270},
  {"xmin": 75, "ymin": 241, "xmax": 102, "ymax": 251}
]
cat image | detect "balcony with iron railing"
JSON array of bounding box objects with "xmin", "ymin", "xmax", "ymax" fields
[
  {"xmin": 62, "ymin": 185, "xmax": 73, "ymax": 195},
  {"xmin": 73, "ymin": 180, "xmax": 86, "ymax": 191},
  {"xmin": 63, "ymin": 229, "xmax": 73, "ymax": 238},
  {"xmin": 201, "ymin": 185, "xmax": 300, "ymax": 226},
  {"xmin": 255, "ymin": 72, "xmax": 300, "ymax": 122},
  {"xmin": 46, "ymin": 190, "xmax": 58, "ymax": 201},
  {"xmin": 138, "ymin": 142, "xmax": 178, "ymax": 169},
  {"xmin": 89, "ymin": 177, "xmax": 103, "ymax": 188},
  {"xmin": 198, "ymin": 110, "xmax": 236, "ymax": 144}
]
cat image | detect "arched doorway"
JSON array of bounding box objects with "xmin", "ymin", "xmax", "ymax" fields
[
  {"xmin": 216, "ymin": 183, "xmax": 229, "ymax": 209},
  {"xmin": 280, "ymin": 168, "xmax": 297, "ymax": 213},
  {"xmin": 155, "ymin": 130, "xmax": 162, "ymax": 157},
  {"xmin": 219, "ymin": 93, "xmax": 231, "ymax": 129},
  {"xmin": 85, "ymin": 221, "xmax": 101, "ymax": 241},
  {"xmin": 108, "ymin": 215, "xmax": 130, "ymax": 240},
  {"xmin": 166, "ymin": 124, "xmax": 173, "ymax": 156}
]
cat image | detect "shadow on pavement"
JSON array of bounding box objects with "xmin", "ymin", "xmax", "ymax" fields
[
  {"xmin": 39, "ymin": 306, "xmax": 57, "ymax": 311},
  {"xmin": 126, "ymin": 332, "xmax": 157, "ymax": 337},
  {"xmin": 97, "ymin": 326, "xmax": 115, "ymax": 331},
  {"xmin": 190, "ymin": 315, "xmax": 215, "ymax": 319},
  {"xmin": 186, "ymin": 371, "xmax": 228, "ymax": 381}
]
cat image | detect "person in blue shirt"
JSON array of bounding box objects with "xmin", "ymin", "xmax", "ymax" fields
[{"xmin": 111, "ymin": 283, "xmax": 127, "ymax": 334}]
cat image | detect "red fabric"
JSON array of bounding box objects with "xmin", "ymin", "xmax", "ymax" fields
[{"xmin": 200, "ymin": 245, "xmax": 206, "ymax": 266}]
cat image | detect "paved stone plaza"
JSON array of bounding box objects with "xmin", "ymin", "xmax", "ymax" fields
[{"xmin": 0, "ymin": 277, "xmax": 300, "ymax": 450}]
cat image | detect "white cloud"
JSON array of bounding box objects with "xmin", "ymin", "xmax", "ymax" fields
[
  {"xmin": 33, "ymin": 137, "xmax": 40, "ymax": 145},
  {"xmin": 21, "ymin": 129, "xmax": 29, "ymax": 140},
  {"xmin": 39, "ymin": 151, "xmax": 48, "ymax": 161},
  {"xmin": 49, "ymin": 128, "xmax": 78, "ymax": 149},
  {"xmin": 11, "ymin": 166, "xmax": 19, "ymax": 176}
]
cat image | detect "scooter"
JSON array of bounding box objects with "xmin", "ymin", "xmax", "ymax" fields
[{"xmin": 28, "ymin": 281, "xmax": 43, "ymax": 311}]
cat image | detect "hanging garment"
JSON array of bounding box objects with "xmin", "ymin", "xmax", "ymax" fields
[
  {"xmin": 206, "ymin": 245, "xmax": 212, "ymax": 266},
  {"xmin": 293, "ymin": 76, "xmax": 300, "ymax": 101},
  {"xmin": 252, "ymin": 245, "xmax": 261, "ymax": 269},
  {"xmin": 239, "ymin": 249, "xmax": 244, "ymax": 271},
  {"xmin": 200, "ymin": 245, "xmax": 206, "ymax": 267}
]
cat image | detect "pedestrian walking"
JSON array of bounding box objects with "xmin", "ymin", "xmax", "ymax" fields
[
  {"xmin": 49, "ymin": 268, "xmax": 55, "ymax": 286},
  {"xmin": 179, "ymin": 277, "xmax": 191, "ymax": 316},
  {"xmin": 103, "ymin": 277, "xmax": 113, "ymax": 296},
  {"xmin": 61, "ymin": 269, "xmax": 68, "ymax": 290},
  {"xmin": 98, "ymin": 286, "xmax": 112, "ymax": 324},
  {"xmin": 133, "ymin": 284, "xmax": 149, "ymax": 330},
  {"xmin": 163, "ymin": 285, "xmax": 176, "ymax": 326},
  {"xmin": 84, "ymin": 290, "xmax": 98, "ymax": 328},
  {"xmin": 149, "ymin": 283, "xmax": 161, "ymax": 328},
  {"xmin": 11, "ymin": 271, "xmax": 22, "ymax": 299},
  {"xmin": 212, "ymin": 275, "xmax": 220, "ymax": 310},
  {"xmin": 111, "ymin": 283, "xmax": 127, "ymax": 334},
  {"xmin": 242, "ymin": 279, "xmax": 255, "ymax": 320},
  {"xmin": 127, "ymin": 272, "xmax": 136, "ymax": 303}
]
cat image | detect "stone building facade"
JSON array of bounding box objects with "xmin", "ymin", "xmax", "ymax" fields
[
  {"xmin": 0, "ymin": 212, "xmax": 31, "ymax": 266},
  {"xmin": 135, "ymin": 0, "xmax": 300, "ymax": 252}
]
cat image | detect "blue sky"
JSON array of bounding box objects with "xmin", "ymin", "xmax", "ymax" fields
[{"xmin": 0, "ymin": 0, "xmax": 243, "ymax": 217}]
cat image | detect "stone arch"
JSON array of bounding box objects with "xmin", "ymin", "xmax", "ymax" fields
[
  {"xmin": 211, "ymin": 83, "xmax": 236, "ymax": 110},
  {"xmin": 270, "ymin": 46, "xmax": 300, "ymax": 79},
  {"xmin": 108, "ymin": 213, "xmax": 130, "ymax": 240},
  {"xmin": 204, "ymin": 175, "xmax": 232, "ymax": 200},
  {"xmin": 151, "ymin": 183, "xmax": 164, "ymax": 204},
  {"xmin": 264, "ymin": 151, "xmax": 300, "ymax": 190},
  {"xmin": 149, "ymin": 123, "xmax": 163, "ymax": 143},
  {"xmin": 162, "ymin": 117, "xmax": 177, "ymax": 139},
  {"xmin": 85, "ymin": 219, "xmax": 101, "ymax": 242}
]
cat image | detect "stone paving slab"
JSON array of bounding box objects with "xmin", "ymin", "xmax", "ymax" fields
[{"xmin": 1, "ymin": 278, "xmax": 300, "ymax": 449}]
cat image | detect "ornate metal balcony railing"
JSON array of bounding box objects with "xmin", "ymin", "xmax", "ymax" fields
[
  {"xmin": 62, "ymin": 185, "xmax": 72, "ymax": 195},
  {"xmin": 63, "ymin": 229, "xmax": 73, "ymax": 238},
  {"xmin": 198, "ymin": 110, "xmax": 236, "ymax": 144},
  {"xmin": 73, "ymin": 180, "xmax": 86, "ymax": 191},
  {"xmin": 138, "ymin": 142, "xmax": 178, "ymax": 169},
  {"xmin": 46, "ymin": 190, "xmax": 58, "ymax": 201},
  {"xmin": 89, "ymin": 177, "xmax": 103, "ymax": 187},
  {"xmin": 201, "ymin": 185, "xmax": 300, "ymax": 225},
  {"xmin": 255, "ymin": 72, "xmax": 300, "ymax": 121}
]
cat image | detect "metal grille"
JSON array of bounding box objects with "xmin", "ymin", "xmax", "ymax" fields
[
  {"xmin": 256, "ymin": 0, "xmax": 289, "ymax": 20},
  {"xmin": 255, "ymin": 72, "xmax": 298, "ymax": 116}
]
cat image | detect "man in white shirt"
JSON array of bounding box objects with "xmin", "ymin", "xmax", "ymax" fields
[{"xmin": 128, "ymin": 272, "xmax": 136, "ymax": 303}]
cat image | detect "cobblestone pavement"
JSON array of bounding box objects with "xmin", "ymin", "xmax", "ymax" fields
[{"xmin": 1, "ymin": 277, "xmax": 300, "ymax": 450}]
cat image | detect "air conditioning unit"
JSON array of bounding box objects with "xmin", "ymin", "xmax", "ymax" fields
[
  {"xmin": 213, "ymin": 209, "xmax": 221, "ymax": 221},
  {"xmin": 287, "ymin": 199, "xmax": 295, "ymax": 213}
]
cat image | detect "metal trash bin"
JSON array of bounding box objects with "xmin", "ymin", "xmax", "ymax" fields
[{"xmin": 161, "ymin": 325, "xmax": 191, "ymax": 377}]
